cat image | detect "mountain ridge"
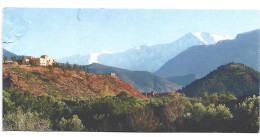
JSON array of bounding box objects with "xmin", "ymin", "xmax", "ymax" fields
[
  {"xmin": 3, "ymin": 48, "xmax": 18, "ymax": 60},
  {"xmin": 58, "ymin": 32, "xmax": 230, "ymax": 72},
  {"xmin": 155, "ymin": 29, "xmax": 260, "ymax": 77}
]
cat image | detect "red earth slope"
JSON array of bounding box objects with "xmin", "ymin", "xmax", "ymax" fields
[{"xmin": 3, "ymin": 64, "xmax": 147, "ymax": 99}]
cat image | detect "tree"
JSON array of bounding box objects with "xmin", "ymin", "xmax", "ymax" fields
[
  {"xmin": 83, "ymin": 66, "xmax": 86, "ymax": 71},
  {"xmin": 3, "ymin": 89, "xmax": 16, "ymax": 114},
  {"xmin": 116, "ymin": 91, "xmax": 130, "ymax": 100},
  {"xmin": 202, "ymin": 92, "xmax": 210, "ymax": 105},
  {"xmin": 66, "ymin": 62, "xmax": 71, "ymax": 70},
  {"xmin": 215, "ymin": 104, "xmax": 233, "ymax": 120},
  {"xmin": 4, "ymin": 56, "xmax": 7, "ymax": 62},
  {"xmin": 209, "ymin": 93, "xmax": 219, "ymax": 104},
  {"xmin": 10, "ymin": 56, "xmax": 17, "ymax": 62},
  {"xmin": 99, "ymin": 86, "xmax": 115, "ymax": 97},
  {"xmin": 73, "ymin": 64, "xmax": 79, "ymax": 70},
  {"xmin": 232, "ymin": 95, "xmax": 259, "ymax": 132},
  {"xmin": 52, "ymin": 62, "xmax": 59, "ymax": 67},
  {"xmin": 29, "ymin": 59, "xmax": 35, "ymax": 66},
  {"xmin": 86, "ymin": 67, "xmax": 90, "ymax": 73},
  {"xmin": 3, "ymin": 107, "xmax": 51, "ymax": 131},
  {"xmin": 174, "ymin": 102, "xmax": 234, "ymax": 132},
  {"xmin": 85, "ymin": 73, "xmax": 90, "ymax": 80},
  {"xmin": 204, "ymin": 92, "xmax": 237, "ymax": 106},
  {"xmin": 58, "ymin": 115, "xmax": 85, "ymax": 131},
  {"xmin": 128, "ymin": 106, "xmax": 159, "ymax": 132},
  {"xmin": 16, "ymin": 56, "xmax": 23, "ymax": 65},
  {"xmin": 60, "ymin": 63, "xmax": 65, "ymax": 69}
]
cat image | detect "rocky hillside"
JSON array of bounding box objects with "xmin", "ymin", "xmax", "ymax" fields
[
  {"xmin": 3, "ymin": 64, "xmax": 146, "ymax": 99},
  {"xmin": 179, "ymin": 63, "xmax": 259, "ymax": 97}
]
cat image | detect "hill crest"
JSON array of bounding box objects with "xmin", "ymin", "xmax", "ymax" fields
[
  {"xmin": 3, "ymin": 64, "xmax": 147, "ymax": 99},
  {"xmin": 179, "ymin": 63, "xmax": 259, "ymax": 97}
]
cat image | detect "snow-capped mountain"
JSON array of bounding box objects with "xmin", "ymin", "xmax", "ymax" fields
[
  {"xmin": 58, "ymin": 50, "xmax": 113, "ymax": 65},
  {"xmin": 58, "ymin": 32, "xmax": 231, "ymax": 72},
  {"xmin": 191, "ymin": 32, "xmax": 229, "ymax": 45},
  {"xmin": 89, "ymin": 50, "xmax": 114, "ymax": 64},
  {"xmin": 155, "ymin": 29, "xmax": 259, "ymax": 77},
  {"xmin": 58, "ymin": 54, "xmax": 90, "ymax": 65}
]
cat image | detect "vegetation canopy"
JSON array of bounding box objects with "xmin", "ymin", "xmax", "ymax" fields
[{"xmin": 3, "ymin": 88, "xmax": 259, "ymax": 132}]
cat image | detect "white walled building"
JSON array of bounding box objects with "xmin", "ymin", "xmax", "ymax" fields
[{"xmin": 22, "ymin": 55, "xmax": 56, "ymax": 66}]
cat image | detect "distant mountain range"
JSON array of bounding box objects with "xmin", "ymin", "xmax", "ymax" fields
[
  {"xmin": 4, "ymin": 29, "xmax": 258, "ymax": 95},
  {"xmin": 179, "ymin": 63, "xmax": 259, "ymax": 97},
  {"xmin": 59, "ymin": 32, "xmax": 230, "ymax": 72},
  {"xmin": 156, "ymin": 29, "xmax": 260, "ymax": 77},
  {"xmin": 3, "ymin": 49, "xmax": 18, "ymax": 60},
  {"xmin": 58, "ymin": 50, "xmax": 113, "ymax": 66},
  {"xmin": 86, "ymin": 63, "xmax": 181, "ymax": 93},
  {"xmin": 3, "ymin": 48, "xmax": 28, "ymax": 61},
  {"xmin": 166, "ymin": 74, "xmax": 200, "ymax": 86}
]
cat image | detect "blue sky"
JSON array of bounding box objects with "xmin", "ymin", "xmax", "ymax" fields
[{"xmin": 3, "ymin": 8, "xmax": 260, "ymax": 59}]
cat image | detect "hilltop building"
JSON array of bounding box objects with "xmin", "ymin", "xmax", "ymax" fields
[
  {"xmin": 144, "ymin": 90, "xmax": 158, "ymax": 98},
  {"xmin": 109, "ymin": 73, "xmax": 117, "ymax": 78},
  {"xmin": 151, "ymin": 91, "xmax": 156, "ymax": 96},
  {"xmin": 22, "ymin": 55, "xmax": 56, "ymax": 66}
]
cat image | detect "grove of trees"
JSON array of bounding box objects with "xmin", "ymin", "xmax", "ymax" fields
[{"xmin": 3, "ymin": 88, "xmax": 259, "ymax": 132}]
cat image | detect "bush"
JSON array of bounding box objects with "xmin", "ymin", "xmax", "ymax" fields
[
  {"xmin": 174, "ymin": 103, "xmax": 233, "ymax": 132},
  {"xmin": 3, "ymin": 107, "xmax": 51, "ymax": 131},
  {"xmin": 58, "ymin": 115, "xmax": 85, "ymax": 131},
  {"xmin": 232, "ymin": 95, "xmax": 259, "ymax": 132},
  {"xmin": 128, "ymin": 106, "xmax": 159, "ymax": 132}
]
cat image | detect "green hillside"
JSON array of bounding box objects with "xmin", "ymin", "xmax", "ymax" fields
[
  {"xmin": 86, "ymin": 63, "xmax": 181, "ymax": 93},
  {"xmin": 179, "ymin": 63, "xmax": 259, "ymax": 97}
]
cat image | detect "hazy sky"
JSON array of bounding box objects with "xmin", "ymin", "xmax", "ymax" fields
[{"xmin": 3, "ymin": 8, "xmax": 260, "ymax": 59}]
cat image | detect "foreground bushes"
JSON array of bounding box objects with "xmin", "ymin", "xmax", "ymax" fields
[
  {"xmin": 58, "ymin": 115, "xmax": 85, "ymax": 131},
  {"xmin": 174, "ymin": 103, "xmax": 234, "ymax": 132},
  {"xmin": 3, "ymin": 107, "xmax": 51, "ymax": 131},
  {"xmin": 3, "ymin": 88, "xmax": 259, "ymax": 132}
]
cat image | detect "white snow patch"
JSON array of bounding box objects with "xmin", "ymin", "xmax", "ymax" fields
[
  {"xmin": 88, "ymin": 50, "xmax": 113, "ymax": 64},
  {"xmin": 211, "ymin": 34, "xmax": 233, "ymax": 42},
  {"xmin": 192, "ymin": 32, "xmax": 232, "ymax": 45},
  {"xmin": 146, "ymin": 43, "xmax": 152, "ymax": 46},
  {"xmin": 192, "ymin": 32, "xmax": 209, "ymax": 45}
]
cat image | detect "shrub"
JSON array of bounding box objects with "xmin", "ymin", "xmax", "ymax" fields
[
  {"xmin": 232, "ymin": 95, "xmax": 259, "ymax": 132},
  {"xmin": 58, "ymin": 115, "xmax": 85, "ymax": 131},
  {"xmin": 3, "ymin": 107, "xmax": 51, "ymax": 131},
  {"xmin": 128, "ymin": 106, "xmax": 159, "ymax": 132}
]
